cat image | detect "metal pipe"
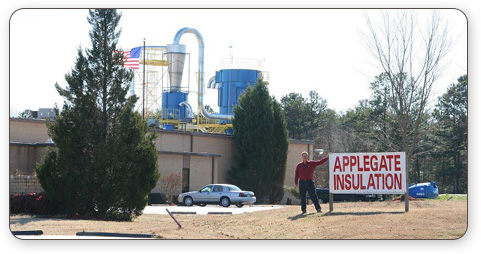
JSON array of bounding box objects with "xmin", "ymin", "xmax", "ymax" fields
[
  {"xmin": 179, "ymin": 101, "xmax": 194, "ymax": 119},
  {"xmin": 173, "ymin": 27, "xmax": 233, "ymax": 120}
]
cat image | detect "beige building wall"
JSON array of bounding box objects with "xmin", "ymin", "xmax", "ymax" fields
[
  {"xmin": 35, "ymin": 147, "xmax": 51, "ymax": 163},
  {"xmin": 10, "ymin": 146, "xmax": 36, "ymax": 175},
  {"xmin": 9, "ymin": 144, "xmax": 53, "ymax": 175},
  {"xmin": 10, "ymin": 119, "xmax": 50, "ymax": 143},
  {"xmin": 155, "ymin": 132, "xmax": 191, "ymax": 152},
  {"xmin": 151, "ymin": 154, "xmax": 183, "ymax": 193},
  {"xmin": 192, "ymin": 135, "xmax": 235, "ymax": 183},
  {"xmin": 189, "ymin": 156, "xmax": 214, "ymax": 191}
]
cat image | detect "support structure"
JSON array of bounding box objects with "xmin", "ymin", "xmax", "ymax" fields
[
  {"xmin": 405, "ymin": 155, "xmax": 409, "ymax": 212},
  {"xmin": 131, "ymin": 45, "xmax": 168, "ymax": 118},
  {"xmin": 142, "ymin": 38, "xmax": 146, "ymax": 119},
  {"xmin": 329, "ymin": 192, "xmax": 333, "ymax": 213}
]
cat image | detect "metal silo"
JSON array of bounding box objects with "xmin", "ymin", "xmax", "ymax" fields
[
  {"xmin": 162, "ymin": 44, "xmax": 189, "ymax": 120},
  {"xmin": 216, "ymin": 69, "xmax": 261, "ymax": 116}
]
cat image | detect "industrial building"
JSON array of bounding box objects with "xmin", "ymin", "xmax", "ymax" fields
[
  {"xmin": 9, "ymin": 28, "xmax": 314, "ymax": 203},
  {"xmin": 9, "ymin": 117, "xmax": 313, "ymax": 203}
]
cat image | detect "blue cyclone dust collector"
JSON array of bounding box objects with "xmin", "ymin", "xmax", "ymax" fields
[
  {"xmin": 159, "ymin": 27, "xmax": 264, "ymax": 133},
  {"xmin": 162, "ymin": 43, "xmax": 189, "ymax": 123}
]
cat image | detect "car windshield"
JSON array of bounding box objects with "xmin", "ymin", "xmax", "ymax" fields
[{"xmin": 227, "ymin": 185, "xmax": 241, "ymax": 191}]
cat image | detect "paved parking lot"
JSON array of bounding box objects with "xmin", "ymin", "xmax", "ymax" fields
[{"xmin": 143, "ymin": 204, "xmax": 284, "ymax": 215}]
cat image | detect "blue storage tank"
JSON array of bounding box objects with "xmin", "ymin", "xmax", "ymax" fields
[
  {"xmin": 408, "ymin": 181, "xmax": 439, "ymax": 199},
  {"xmin": 216, "ymin": 69, "xmax": 261, "ymax": 117},
  {"xmin": 162, "ymin": 91, "xmax": 188, "ymax": 120}
]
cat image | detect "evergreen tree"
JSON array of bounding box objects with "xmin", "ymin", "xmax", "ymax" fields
[
  {"xmin": 280, "ymin": 93, "xmax": 310, "ymax": 140},
  {"xmin": 270, "ymin": 97, "xmax": 289, "ymax": 203},
  {"xmin": 228, "ymin": 78, "xmax": 276, "ymax": 203},
  {"xmin": 432, "ymin": 75, "xmax": 467, "ymax": 193},
  {"xmin": 36, "ymin": 9, "xmax": 159, "ymax": 220}
]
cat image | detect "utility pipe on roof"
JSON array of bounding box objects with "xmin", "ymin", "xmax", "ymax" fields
[{"xmin": 172, "ymin": 27, "xmax": 233, "ymax": 120}]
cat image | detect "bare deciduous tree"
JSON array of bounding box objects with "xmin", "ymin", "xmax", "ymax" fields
[
  {"xmin": 159, "ymin": 173, "xmax": 182, "ymax": 205},
  {"xmin": 362, "ymin": 10, "xmax": 452, "ymax": 163}
]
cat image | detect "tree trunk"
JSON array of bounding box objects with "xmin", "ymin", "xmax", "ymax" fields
[{"xmin": 415, "ymin": 157, "xmax": 420, "ymax": 183}]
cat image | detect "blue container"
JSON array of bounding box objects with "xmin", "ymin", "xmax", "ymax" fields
[
  {"xmin": 223, "ymin": 128, "xmax": 234, "ymax": 135},
  {"xmin": 216, "ymin": 69, "xmax": 261, "ymax": 117},
  {"xmin": 408, "ymin": 181, "xmax": 439, "ymax": 199},
  {"xmin": 162, "ymin": 91, "xmax": 188, "ymax": 120},
  {"xmin": 162, "ymin": 124, "xmax": 174, "ymax": 130},
  {"xmin": 147, "ymin": 118, "xmax": 160, "ymax": 128}
]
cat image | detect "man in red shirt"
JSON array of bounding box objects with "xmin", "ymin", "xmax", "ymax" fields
[{"xmin": 295, "ymin": 151, "xmax": 329, "ymax": 213}]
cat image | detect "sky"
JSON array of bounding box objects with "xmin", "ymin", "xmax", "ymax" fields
[{"xmin": 9, "ymin": 9, "xmax": 467, "ymax": 116}]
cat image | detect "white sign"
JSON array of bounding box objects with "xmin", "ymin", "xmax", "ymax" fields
[{"xmin": 329, "ymin": 152, "xmax": 406, "ymax": 194}]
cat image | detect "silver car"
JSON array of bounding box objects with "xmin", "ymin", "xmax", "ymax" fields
[{"xmin": 177, "ymin": 184, "xmax": 256, "ymax": 208}]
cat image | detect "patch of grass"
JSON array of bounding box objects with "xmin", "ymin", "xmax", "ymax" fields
[{"xmin": 437, "ymin": 194, "xmax": 467, "ymax": 201}]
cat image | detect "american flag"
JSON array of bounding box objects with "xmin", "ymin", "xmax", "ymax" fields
[{"xmin": 123, "ymin": 47, "xmax": 141, "ymax": 69}]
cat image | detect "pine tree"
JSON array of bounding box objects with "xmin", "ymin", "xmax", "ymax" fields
[
  {"xmin": 270, "ymin": 97, "xmax": 289, "ymax": 203},
  {"xmin": 36, "ymin": 9, "xmax": 159, "ymax": 220},
  {"xmin": 432, "ymin": 75, "xmax": 467, "ymax": 193},
  {"xmin": 228, "ymin": 78, "xmax": 276, "ymax": 203}
]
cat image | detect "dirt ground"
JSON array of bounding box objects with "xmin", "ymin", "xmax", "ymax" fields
[{"xmin": 10, "ymin": 198, "xmax": 467, "ymax": 239}]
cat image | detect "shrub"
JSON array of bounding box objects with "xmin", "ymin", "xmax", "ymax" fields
[
  {"xmin": 9, "ymin": 192, "xmax": 60, "ymax": 215},
  {"xmin": 284, "ymin": 186, "xmax": 300, "ymax": 200},
  {"xmin": 159, "ymin": 173, "xmax": 182, "ymax": 204},
  {"xmin": 148, "ymin": 193, "xmax": 167, "ymax": 205}
]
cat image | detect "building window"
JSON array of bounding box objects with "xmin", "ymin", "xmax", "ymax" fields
[{"xmin": 182, "ymin": 167, "xmax": 190, "ymax": 193}]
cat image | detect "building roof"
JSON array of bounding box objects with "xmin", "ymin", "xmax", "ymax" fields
[
  {"xmin": 10, "ymin": 142, "xmax": 55, "ymax": 147},
  {"xmin": 153, "ymin": 128, "xmax": 314, "ymax": 144},
  {"xmin": 158, "ymin": 150, "xmax": 221, "ymax": 157},
  {"xmin": 9, "ymin": 118, "xmax": 49, "ymax": 124},
  {"xmin": 9, "ymin": 117, "xmax": 315, "ymax": 145}
]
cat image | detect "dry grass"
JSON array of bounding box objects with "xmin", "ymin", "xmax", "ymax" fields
[{"xmin": 10, "ymin": 199, "xmax": 467, "ymax": 239}]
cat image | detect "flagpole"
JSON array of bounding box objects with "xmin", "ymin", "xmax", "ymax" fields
[{"xmin": 142, "ymin": 38, "xmax": 146, "ymax": 120}]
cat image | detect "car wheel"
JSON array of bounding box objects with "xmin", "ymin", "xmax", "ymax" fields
[
  {"xmin": 235, "ymin": 203, "xmax": 244, "ymax": 208},
  {"xmin": 220, "ymin": 197, "xmax": 231, "ymax": 207},
  {"xmin": 199, "ymin": 204, "xmax": 206, "ymax": 207},
  {"xmin": 183, "ymin": 196, "xmax": 194, "ymax": 206},
  {"xmin": 318, "ymin": 198, "xmax": 324, "ymax": 204}
]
